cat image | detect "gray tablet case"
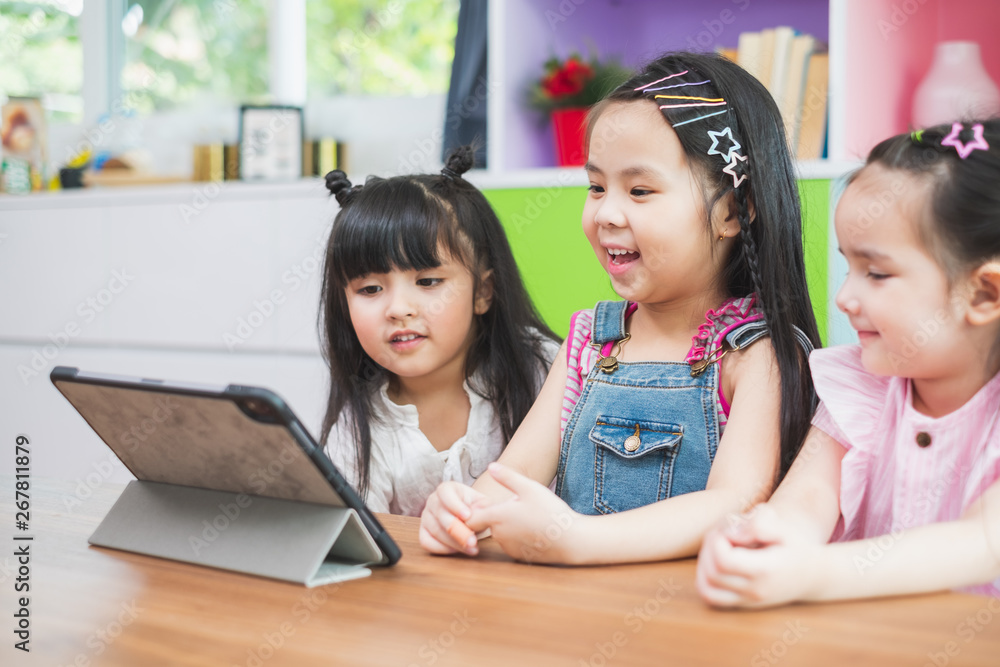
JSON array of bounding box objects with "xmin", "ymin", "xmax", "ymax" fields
[{"xmin": 52, "ymin": 372, "xmax": 386, "ymax": 587}]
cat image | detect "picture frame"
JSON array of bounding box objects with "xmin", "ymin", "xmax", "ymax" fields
[
  {"xmin": 238, "ymin": 105, "xmax": 304, "ymax": 181},
  {"xmin": 2, "ymin": 96, "xmax": 47, "ymax": 192}
]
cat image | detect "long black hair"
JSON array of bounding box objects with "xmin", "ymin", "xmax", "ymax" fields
[
  {"xmin": 319, "ymin": 145, "xmax": 560, "ymax": 496},
  {"xmin": 591, "ymin": 52, "xmax": 822, "ymax": 479}
]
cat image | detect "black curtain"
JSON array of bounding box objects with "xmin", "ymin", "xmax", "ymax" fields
[{"xmin": 442, "ymin": 0, "xmax": 488, "ymax": 167}]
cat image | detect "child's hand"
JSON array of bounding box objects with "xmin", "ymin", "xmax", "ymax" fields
[
  {"xmin": 419, "ymin": 481, "xmax": 490, "ymax": 556},
  {"xmin": 466, "ymin": 463, "xmax": 584, "ymax": 564},
  {"xmin": 696, "ymin": 504, "xmax": 822, "ymax": 608}
]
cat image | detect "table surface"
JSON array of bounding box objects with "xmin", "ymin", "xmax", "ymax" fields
[{"xmin": 3, "ymin": 477, "xmax": 1000, "ymax": 667}]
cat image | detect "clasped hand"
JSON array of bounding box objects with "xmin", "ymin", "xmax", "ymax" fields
[
  {"xmin": 419, "ymin": 463, "xmax": 584, "ymax": 564},
  {"xmin": 696, "ymin": 504, "xmax": 824, "ymax": 608}
]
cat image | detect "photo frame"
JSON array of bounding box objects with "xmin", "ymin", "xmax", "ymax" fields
[
  {"xmin": 238, "ymin": 105, "xmax": 304, "ymax": 181},
  {"xmin": 2, "ymin": 96, "xmax": 47, "ymax": 192}
]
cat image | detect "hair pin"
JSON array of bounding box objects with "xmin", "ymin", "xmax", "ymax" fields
[
  {"xmin": 642, "ymin": 79, "xmax": 711, "ymax": 93},
  {"xmin": 910, "ymin": 129, "xmax": 924, "ymax": 144},
  {"xmin": 635, "ymin": 71, "xmax": 688, "ymax": 91},
  {"xmin": 941, "ymin": 122, "xmax": 989, "ymax": 159},
  {"xmin": 659, "ymin": 102, "xmax": 727, "ymax": 110},
  {"xmin": 671, "ymin": 109, "xmax": 728, "ymax": 128},
  {"xmin": 654, "ymin": 95, "xmax": 725, "ymax": 103}
]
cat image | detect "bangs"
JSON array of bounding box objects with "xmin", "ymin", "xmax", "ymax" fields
[{"xmin": 329, "ymin": 178, "xmax": 469, "ymax": 284}]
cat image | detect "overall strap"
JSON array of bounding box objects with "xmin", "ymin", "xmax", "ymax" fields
[
  {"xmin": 723, "ymin": 320, "xmax": 815, "ymax": 356},
  {"xmin": 590, "ymin": 300, "xmax": 630, "ymax": 346}
]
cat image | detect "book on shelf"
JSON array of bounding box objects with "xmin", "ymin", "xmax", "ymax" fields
[
  {"xmin": 780, "ymin": 33, "xmax": 816, "ymax": 152},
  {"xmin": 796, "ymin": 51, "xmax": 829, "ymax": 160},
  {"xmin": 734, "ymin": 26, "xmax": 829, "ymax": 161},
  {"xmin": 768, "ymin": 26, "xmax": 796, "ymax": 110},
  {"xmin": 757, "ymin": 28, "xmax": 776, "ymax": 91}
]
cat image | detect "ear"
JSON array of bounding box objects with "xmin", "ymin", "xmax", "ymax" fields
[
  {"xmin": 474, "ymin": 269, "xmax": 494, "ymax": 315},
  {"xmin": 965, "ymin": 262, "xmax": 1000, "ymax": 326},
  {"xmin": 720, "ymin": 192, "xmax": 756, "ymax": 231}
]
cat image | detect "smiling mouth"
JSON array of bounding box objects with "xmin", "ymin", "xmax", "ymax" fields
[
  {"xmin": 607, "ymin": 248, "xmax": 640, "ymax": 265},
  {"xmin": 391, "ymin": 333, "xmax": 424, "ymax": 343}
]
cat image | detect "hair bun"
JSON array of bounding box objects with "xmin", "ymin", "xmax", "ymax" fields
[
  {"xmin": 441, "ymin": 145, "xmax": 476, "ymax": 180},
  {"xmin": 324, "ymin": 170, "xmax": 360, "ymax": 206}
]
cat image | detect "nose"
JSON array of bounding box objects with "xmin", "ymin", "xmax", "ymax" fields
[
  {"xmin": 592, "ymin": 191, "xmax": 627, "ymax": 228},
  {"xmin": 835, "ymin": 279, "xmax": 860, "ymax": 315},
  {"xmin": 385, "ymin": 286, "xmax": 417, "ymax": 321}
]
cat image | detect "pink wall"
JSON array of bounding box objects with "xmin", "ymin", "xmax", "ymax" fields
[{"xmin": 844, "ymin": 0, "xmax": 1000, "ymax": 160}]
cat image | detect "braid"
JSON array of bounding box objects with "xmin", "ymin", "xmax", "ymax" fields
[{"xmin": 734, "ymin": 186, "xmax": 764, "ymax": 303}]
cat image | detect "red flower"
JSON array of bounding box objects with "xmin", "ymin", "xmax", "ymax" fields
[{"xmin": 542, "ymin": 57, "xmax": 595, "ymax": 99}]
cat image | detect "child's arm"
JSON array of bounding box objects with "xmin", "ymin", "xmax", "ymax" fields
[
  {"xmin": 697, "ymin": 478, "xmax": 1000, "ymax": 607},
  {"xmin": 418, "ymin": 339, "xmax": 568, "ymax": 555},
  {"xmin": 464, "ymin": 338, "xmax": 785, "ymax": 565}
]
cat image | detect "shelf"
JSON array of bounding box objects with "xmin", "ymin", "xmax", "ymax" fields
[{"xmin": 488, "ymin": 0, "xmax": 1000, "ymax": 169}]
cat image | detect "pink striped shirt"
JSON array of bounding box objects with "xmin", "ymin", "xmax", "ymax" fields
[{"xmin": 810, "ymin": 345, "xmax": 1000, "ymax": 596}]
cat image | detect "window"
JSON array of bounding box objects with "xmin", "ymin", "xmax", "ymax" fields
[
  {"xmin": 306, "ymin": 0, "xmax": 459, "ymax": 97},
  {"xmin": 0, "ymin": 0, "xmax": 84, "ymax": 122},
  {"xmin": 121, "ymin": 0, "xmax": 269, "ymax": 112}
]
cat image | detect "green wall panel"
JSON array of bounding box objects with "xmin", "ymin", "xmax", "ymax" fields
[
  {"xmin": 799, "ymin": 179, "xmax": 829, "ymax": 345},
  {"xmin": 483, "ymin": 187, "xmax": 615, "ymax": 338},
  {"xmin": 485, "ymin": 180, "xmax": 829, "ymax": 343}
]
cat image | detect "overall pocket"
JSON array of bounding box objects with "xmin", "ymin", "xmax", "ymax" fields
[{"xmin": 590, "ymin": 415, "xmax": 683, "ymax": 514}]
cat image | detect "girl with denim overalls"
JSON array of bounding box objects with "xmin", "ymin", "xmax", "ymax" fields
[{"xmin": 419, "ymin": 52, "xmax": 821, "ymax": 565}]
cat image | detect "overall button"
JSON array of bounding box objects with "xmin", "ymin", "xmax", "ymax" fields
[{"xmin": 916, "ymin": 432, "xmax": 932, "ymax": 448}]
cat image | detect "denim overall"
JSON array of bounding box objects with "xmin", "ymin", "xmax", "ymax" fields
[{"xmin": 555, "ymin": 300, "xmax": 780, "ymax": 515}]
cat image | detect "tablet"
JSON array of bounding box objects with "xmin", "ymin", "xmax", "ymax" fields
[{"xmin": 50, "ymin": 366, "xmax": 401, "ymax": 572}]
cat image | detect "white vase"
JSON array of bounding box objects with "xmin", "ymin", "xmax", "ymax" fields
[{"xmin": 912, "ymin": 41, "xmax": 1000, "ymax": 128}]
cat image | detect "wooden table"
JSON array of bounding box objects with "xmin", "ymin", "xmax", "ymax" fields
[{"xmin": 3, "ymin": 478, "xmax": 999, "ymax": 667}]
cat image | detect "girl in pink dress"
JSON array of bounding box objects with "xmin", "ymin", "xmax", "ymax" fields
[{"xmin": 697, "ymin": 120, "xmax": 1000, "ymax": 606}]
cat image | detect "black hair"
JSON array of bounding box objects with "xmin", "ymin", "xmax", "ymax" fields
[
  {"xmin": 590, "ymin": 51, "xmax": 822, "ymax": 480},
  {"xmin": 857, "ymin": 119, "xmax": 1000, "ymax": 279},
  {"xmin": 319, "ymin": 145, "xmax": 561, "ymax": 496}
]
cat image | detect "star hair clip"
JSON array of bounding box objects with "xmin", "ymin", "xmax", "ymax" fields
[
  {"xmin": 941, "ymin": 122, "xmax": 989, "ymax": 159},
  {"xmin": 707, "ymin": 126, "xmax": 748, "ymax": 188}
]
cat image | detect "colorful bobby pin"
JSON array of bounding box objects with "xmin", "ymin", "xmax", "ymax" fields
[
  {"xmin": 643, "ymin": 79, "xmax": 711, "ymax": 92},
  {"xmin": 635, "ymin": 70, "xmax": 689, "ymax": 91},
  {"xmin": 671, "ymin": 109, "xmax": 728, "ymax": 128},
  {"xmin": 941, "ymin": 122, "xmax": 989, "ymax": 159},
  {"xmin": 659, "ymin": 102, "xmax": 727, "ymax": 110},
  {"xmin": 654, "ymin": 95, "xmax": 726, "ymax": 103}
]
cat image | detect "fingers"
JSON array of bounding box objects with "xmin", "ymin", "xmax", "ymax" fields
[
  {"xmin": 725, "ymin": 504, "xmax": 785, "ymax": 548},
  {"xmin": 446, "ymin": 515, "xmax": 478, "ymax": 552},
  {"xmin": 485, "ymin": 462, "xmax": 533, "ymax": 496},
  {"xmin": 420, "ymin": 507, "xmax": 479, "ymax": 556},
  {"xmin": 696, "ymin": 531, "xmax": 756, "ymax": 608},
  {"xmin": 419, "ymin": 483, "xmax": 485, "ymax": 556},
  {"xmin": 434, "ymin": 482, "xmax": 479, "ymax": 523},
  {"xmin": 418, "ymin": 521, "xmax": 458, "ymax": 555}
]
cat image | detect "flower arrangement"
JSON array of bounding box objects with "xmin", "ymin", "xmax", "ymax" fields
[{"xmin": 529, "ymin": 53, "xmax": 633, "ymax": 114}]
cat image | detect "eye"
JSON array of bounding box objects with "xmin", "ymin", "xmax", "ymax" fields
[
  {"xmin": 866, "ymin": 271, "xmax": 890, "ymax": 281},
  {"xmin": 630, "ymin": 187, "xmax": 652, "ymax": 197},
  {"xmin": 356, "ymin": 285, "xmax": 381, "ymax": 295},
  {"xmin": 588, "ymin": 184, "xmax": 605, "ymax": 194},
  {"xmin": 416, "ymin": 278, "xmax": 443, "ymax": 287}
]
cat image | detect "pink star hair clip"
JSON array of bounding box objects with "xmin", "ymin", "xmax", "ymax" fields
[
  {"xmin": 941, "ymin": 122, "xmax": 989, "ymax": 159},
  {"xmin": 722, "ymin": 153, "xmax": 748, "ymax": 188}
]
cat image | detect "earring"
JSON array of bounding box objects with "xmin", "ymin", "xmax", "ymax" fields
[{"xmin": 718, "ymin": 229, "xmax": 727, "ymax": 242}]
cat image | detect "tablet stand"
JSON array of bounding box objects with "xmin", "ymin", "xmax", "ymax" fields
[{"xmin": 89, "ymin": 480, "xmax": 383, "ymax": 587}]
